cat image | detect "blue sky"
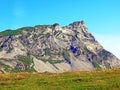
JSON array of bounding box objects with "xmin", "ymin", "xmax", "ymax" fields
[{"xmin": 0, "ymin": 0, "xmax": 120, "ymax": 58}]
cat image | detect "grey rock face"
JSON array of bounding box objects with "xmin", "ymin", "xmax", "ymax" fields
[{"xmin": 0, "ymin": 21, "xmax": 120, "ymax": 73}]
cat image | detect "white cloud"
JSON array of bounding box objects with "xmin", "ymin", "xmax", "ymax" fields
[{"xmin": 93, "ymin": 34, "xmax": 120, "ymax": 59}]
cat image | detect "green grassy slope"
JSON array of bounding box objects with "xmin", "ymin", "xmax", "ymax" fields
[{"xmin": 0, "ymin": 68, "xmax": 120, "ymax": 90}]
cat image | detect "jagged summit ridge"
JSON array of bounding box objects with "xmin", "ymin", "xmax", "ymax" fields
[{"xmin": 0, "ymin": 20, "xmax": 120, "ymax": 73}]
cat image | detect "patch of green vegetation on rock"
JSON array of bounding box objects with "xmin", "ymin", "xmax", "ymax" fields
[
  {"xmin": 44, "ymin": 48, "xmax": 51, "ymax": 56},
  {"xmin": 62, "ymin": 49, "xmax": 70, "ymax": 59},
  {"xmin": 33, "ymin": 54, "xmax": 40, "ymax": 59},
  {"xmin": 0, "ymin": 64, "xmax": 11, "ymax": 73},
  {"xmin": 3, "ymin": 65, "xmax": 11, "ymax": 72},
  {"xmin": 0, "ymin": 47, "xmax": 2, "ymax": 51},
  {"xmin": 25, "ymin": 66, "xmax": 36, "ymax": 72},
  {"xmin": 0, "ymin": 29, "xmax": 22, "ymax": 37},
  {"xmin": 42, "ymin": 59, "xmax": 64, "ymax": 64},
  {"xmin": 17, "ymin": 27, "xmax": 34, "ymax": 31},
  {"xmin": 34, "ymin": 25, "xmax": 52, "ymax": 29},
  {"xmin": 62, "ymin": 49, "xmax": 71, "ymax": 64},
  {"xmin": 49, "ymin": 60, "xmax": 64, "ymax": 64},
  {"xmin": 11, "ymin": 67, "xmax": 23, "ymax": 73},
  {"xmin": 11, "ymin": 66, "xmax": 36, "ymax": 73},
  {"xmin": 13, "ymin": 55, "xmax": 36, "ymax": 72},
  {"xmin": 84, "ymin": 47, "xmax": 90, "ymax": 55},
  {"xmin": 0, "ymin": 27, "xmax": 34, "ymax": 37},
  {"xmin": 17, "ymin": 56, "xmax": 33, "ymax": 66},
  {"xmin": 92, "ymin": 61, "xmax": 101, "ymax": 69}
]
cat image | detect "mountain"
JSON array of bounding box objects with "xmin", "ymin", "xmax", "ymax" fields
[{"xmin": 0, "ymin": 21, "xmax": 120, "ymax": 73}]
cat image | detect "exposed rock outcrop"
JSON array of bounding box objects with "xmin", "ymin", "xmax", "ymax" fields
[{"xmin": 0, "ymin": 21, "xmax": 120, "ymax": 73}]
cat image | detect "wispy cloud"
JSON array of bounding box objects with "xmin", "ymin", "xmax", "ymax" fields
[
  {"xmin": 14, "ymin": 8, "xmax": 25, "ymax": 17},
  {"xmin": 13, "ymin": 0, "xmax": 26, "ymax": 17},
  {"xmin": 11, "ymin": 1, "xmax": 26, "ymax": 29},
  {"xmin": 94, "ymin": 33, "xmax": 120, "ymax": 59}
]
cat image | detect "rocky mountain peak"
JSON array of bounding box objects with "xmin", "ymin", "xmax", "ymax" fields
[
  {"xmin": 62, "ymin": 20, "xmax": 86, "ymax": 30},
  {"xmin": 0, "ymin": 21, "xmax": 120, "ymax": 73},
  {"xmin": 52, "ymin": 23, "xmax": 61, "ymax": 31},
  {"xmin": 69, "ymin": 20, "xmax": 85, "ymax": 28}
]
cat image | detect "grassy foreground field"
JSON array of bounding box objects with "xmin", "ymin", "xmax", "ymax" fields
[{"xmin": 0, "ymin": 68, "xmax": 120, "ymax": 90}]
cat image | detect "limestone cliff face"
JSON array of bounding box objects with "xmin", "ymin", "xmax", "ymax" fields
[{"xmin": 0, "ymin": 21, "xmax": 120, "ymax": 73}]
